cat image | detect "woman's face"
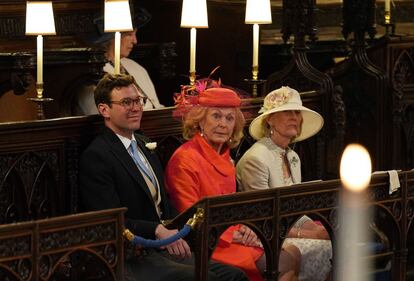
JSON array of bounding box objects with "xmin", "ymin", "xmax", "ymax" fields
[
  {"xmin": 199, "ymin": 107, "xmax": 236, "ymax": 150},
  {"xmin": 267, "ymin": 110, "xmax": 303, "ymax": 141},
  {"xmin": 120, "ymin": 29, "xmax": 138, "ymax": 58}
]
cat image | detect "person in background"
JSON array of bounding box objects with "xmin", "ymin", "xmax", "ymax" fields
[
  {"xmin": 74, "ymin": 7, "xmax": 163, "ymax": 115},
  {"xmin": 237, "ymin": 86, "xmax": 332, "ymax": 281},
  {"xmin": 165, "ymin": 80, "xmax": 301, "ymax": 281},
  {"xmin": 79, "ymin": 73, "xmax": 247, "ymax": 281}
]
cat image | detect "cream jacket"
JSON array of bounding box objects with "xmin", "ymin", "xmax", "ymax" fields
[{"xmin": 237, "ymin": 137, "xmax": 301, "ymax": 191}]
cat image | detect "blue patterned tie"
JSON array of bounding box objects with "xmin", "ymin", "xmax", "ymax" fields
[{"xmin": 129, "ymin": 140, "xmax": 157, "ymax": 187}]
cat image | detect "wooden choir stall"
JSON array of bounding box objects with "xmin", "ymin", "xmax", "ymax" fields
[
  {"xmin": 1, "ymin": 0, "xmax": 414, "ymax": 280},
  {"xmin": 0, "ymin": 103, "xmax": 413, "ymax": 280}
]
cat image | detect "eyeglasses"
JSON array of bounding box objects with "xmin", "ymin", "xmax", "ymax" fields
[{"xmin": 110, "ymin": 97, "xmax": 148, "ymax": 109}]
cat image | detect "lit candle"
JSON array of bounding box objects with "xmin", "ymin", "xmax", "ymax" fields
[
  {"xmin": 385, "ymin": 0, "xmax": 391, "ymax": 24},
  {"xmin": 336, "ymin": 144, "xmax": 372, "ymax": 281},
  {"xmin": 190, "ymin": 27, "xmax": 196, "ymax": 73},
  {"xmin": 37, "ymin": 35, "xmax": 43, "ymax": 84},
  {"xmin": 114, "ymin": 31, "xmax": 121, "ymax": 74},
  {"xmin": 252, "ymin": 23, "xmax": 259, "ymax": 67}
]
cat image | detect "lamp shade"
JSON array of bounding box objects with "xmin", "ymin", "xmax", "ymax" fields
[
  {"xmin": 25, "ymin": 1, "xmax": 56, "ymax": 35},
  {"xmin": 181, "ymin": 0, "xmax": 208, "ymax": 28},
  {"xmin": 104, "ymin": 0, "xmax": 133, "ymax": 32},
  {"xmin": 245, "ymin": 0, "xmax": 272, "ymax": 24}
]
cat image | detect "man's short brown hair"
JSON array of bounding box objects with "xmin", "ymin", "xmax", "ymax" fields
[{"xmin": 94, "ymin": 73, "xmax": 138, "ymax": 107}]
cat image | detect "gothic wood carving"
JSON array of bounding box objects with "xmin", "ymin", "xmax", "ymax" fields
[
  {"xmin": 0, "ymin": 208, "xmax": 125, "ymax": 281},
  {"xmin": 391, "ymin": 46, "xmax": 414, "ymax": 169},
  {"xmin": 168, "ymin": 171, "xmax": 412, "ymax": 281}
]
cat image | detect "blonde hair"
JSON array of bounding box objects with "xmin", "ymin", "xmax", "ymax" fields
[{"xmin": 182, "ymin": 106, "xmax": 245, "ymax": 149}]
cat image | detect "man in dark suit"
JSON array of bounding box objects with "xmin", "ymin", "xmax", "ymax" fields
[{"xmin": 79, "ymin": 73, "xmax": 248, "ymax": 281}]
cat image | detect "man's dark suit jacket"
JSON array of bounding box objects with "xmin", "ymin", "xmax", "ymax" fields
[{"xmin": 79, "ymin": 126, "xmax": 176, "ymax": 239}]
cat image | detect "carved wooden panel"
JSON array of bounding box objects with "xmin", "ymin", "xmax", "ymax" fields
[
  {"xmin": 0, "ymin": 102, "xmax": 265, "ymax": 223},
  {"xmin": 0, "ymin": 113, "xmax": 412, "ymax": 280},
  {"xmin": 0, "ymin": 117, "xmax": 102, "ymax": 223},
  {"xmin": 168, "ymin": 170, "xmax": 413, "ymax": 281},
  {"xmin": 0, "ymin": 0, "xmax": 99, "ymax": 39},
  {"xmin": 390, "ymin": 44, "xmax": 414, "ymax": 169},
  {"xmin": 282, "ymin": 0, "xmax": 317, "ymax": 44},
  {"xmin": 328, "ymin": 46, "xmax": 387, "ymax": 173},
  {"xmin": 0, "ymin": 208, "xmax": 125, "ymax": 281},
  {"xmin": 166, "ymin": 171, "xmax": 414, "ymax": 280},
  {"xmin": 342, "ymin": 0, "xmax": 376, "ymax": 39},
  {"xmin": 0, "ymin": 145, "xmax": 63, "ymax": 224}
]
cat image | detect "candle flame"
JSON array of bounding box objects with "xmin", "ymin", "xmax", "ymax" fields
[{"xmin": 340, "ymin": 144, "xmax": 372, "ymax": 192}]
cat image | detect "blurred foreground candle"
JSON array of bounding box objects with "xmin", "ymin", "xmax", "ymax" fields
[{"xmin": 337, "ymin": 144, "xmax": 373, "ymax": 281}]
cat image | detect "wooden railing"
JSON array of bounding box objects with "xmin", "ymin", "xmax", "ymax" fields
[
  {"xmin": 169, "ymin": 170, "xmax": 414, "ymax": 281},
  {"xmin": 1, "ymin": 171, "xmax": 412, "ymax": 280},
  {"xmin": 0, "ymin": 207, "xmax": 126, "ymax": 281},
  {"xmin": 0, "ymin": 107, "xmax": 412, "ymax": 280},
  {"xmin": 0, "ymin": 95, "xmax": 330, "ymax": 225}
]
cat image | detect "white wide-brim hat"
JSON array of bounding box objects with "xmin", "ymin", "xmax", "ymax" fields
[{"xmin": 249, "ymin": 86, "xmax": 324, "ymax": 142}]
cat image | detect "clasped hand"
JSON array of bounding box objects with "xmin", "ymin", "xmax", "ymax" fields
[
  {"xmin": 232, "ymin": 225, "xmax": 262, "ymax": 247},
  {"xmin": 155, "ymin": 224, "xmax": 192, "ymax": 259}
]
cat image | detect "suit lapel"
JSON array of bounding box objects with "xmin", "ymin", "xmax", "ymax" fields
[
  {"xmin": 102, "ymin": 128, "xmax": 154, "ymax": 202},
  {"xmin": 134, "ymin": 134, "xmax": 171, "ymax": 216},
  {"xmin": 134, "ymin": 135, "xmax": 163, "ymax": 183}
]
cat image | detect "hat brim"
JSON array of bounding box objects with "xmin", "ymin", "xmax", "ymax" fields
[
  {"xmin": 86, "ymin": 7, "xmax": 152, "ymax": 45},
  {"xmin": 249, "ymin": 104, "xmax": 324, "ymax": 142}
]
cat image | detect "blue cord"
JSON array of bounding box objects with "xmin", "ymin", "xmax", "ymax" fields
[{"xmin": 130, "ymin": 224, "xmax": 192, "ymax": 248}]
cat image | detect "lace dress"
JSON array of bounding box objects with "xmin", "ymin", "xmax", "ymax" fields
[
  {"xmin": 280, "ymin": 145, "xmax": 332, "ymax": 281},
  {"xmin": 237, "ymin": 137, "xmax": 332, "ymax": 281}
]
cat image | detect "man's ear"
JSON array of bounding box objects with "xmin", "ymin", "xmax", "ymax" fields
[{"xmin": 98, "ymin": 103, "xmax": 110, "ymax": 118}]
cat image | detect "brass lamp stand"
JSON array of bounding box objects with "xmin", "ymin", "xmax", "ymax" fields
[
  {"xmin": 27, "ymin": 82, "xmax": 53, "ymax": 120},
  {"xmin": 244, "ymin": 66, "xmax": 265, "ymax": 97}
]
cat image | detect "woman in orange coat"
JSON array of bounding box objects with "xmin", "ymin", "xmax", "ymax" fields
[{"xmin": 165, "ymin": 82, "xmax": 301, "ymax": 281}]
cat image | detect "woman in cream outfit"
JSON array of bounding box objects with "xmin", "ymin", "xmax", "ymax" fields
[{"xmin": 237, "ymin": 86, "xmax": 332, "ymax": 281}]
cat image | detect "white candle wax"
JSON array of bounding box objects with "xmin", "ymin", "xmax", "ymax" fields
[
  {"xmin": 337, "ymin": 144, "xmax": 372, "ymax": 281},
  {"xmin": 37, "ymin": 35, "xmax": 43, "ymax": 84},
  {"xmin": 190, "ymin": 28, "xmax": 196, "ymax": 73},
  {"xmin": 252, "ymin": 24, "xmax": 259, "ymax": 67},
  {"xmin": 114, "ymin": 31, "xmax": 121, "ymax": 75},
  {"xmin": 385, "ymin": 0, "xmax": 390, "ymax": 13},
  {"xmin": 384, "ymin": 0, "xmax": 391, "ymax": 24}
]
